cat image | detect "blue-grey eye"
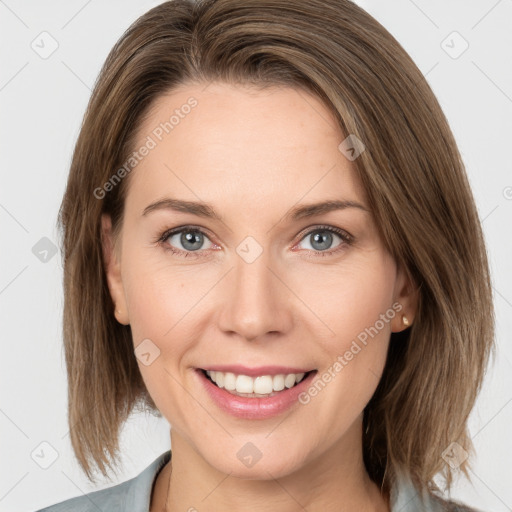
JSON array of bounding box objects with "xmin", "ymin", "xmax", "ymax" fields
[
  {"xmin": 166, "ymin": 229, "xmax": 213, "ymax": 252},
  {"xmin": 299, "ymin": 229, "xmax": 344, "ymax": 252}
]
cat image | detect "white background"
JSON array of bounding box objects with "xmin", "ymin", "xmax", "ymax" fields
[{"xmin": 1, "ymin": 1, "xmax": 511, "ymax": 511}]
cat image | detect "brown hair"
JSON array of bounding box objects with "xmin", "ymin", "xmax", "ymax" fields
[{"xmin": 58, "ymin": 0, "xmax": 495, "ymax": 501}]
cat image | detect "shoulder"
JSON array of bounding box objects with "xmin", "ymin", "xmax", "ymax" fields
[
  {"xmin": 35, "ymin": 451, "xmax": 171, "ymax": 512},
  {"xmin": 429, "ymin": 492, "xmax": 486, "ymax": 512},
  {"xmin": 391, "ymin": 471, "xmax": 486, "ymax": 512}
]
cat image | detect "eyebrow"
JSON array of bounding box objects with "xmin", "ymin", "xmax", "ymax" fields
[{"xmin": 142, "ymin": 197, "xmax": 369, "ymax": 221}]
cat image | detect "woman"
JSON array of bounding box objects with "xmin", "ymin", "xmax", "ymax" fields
[{"xmin": 36, "ymin": 0, "xmax": 494, "ymax": 510}]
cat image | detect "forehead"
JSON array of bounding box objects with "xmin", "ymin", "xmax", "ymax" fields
[{"xmin": 126, "ymin": 82, "xmax": 367, "ymax": 214}]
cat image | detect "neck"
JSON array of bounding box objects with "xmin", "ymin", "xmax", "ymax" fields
[{"xmin": 152, "ymin": 423, "xmax": 389, "ymax": 512}]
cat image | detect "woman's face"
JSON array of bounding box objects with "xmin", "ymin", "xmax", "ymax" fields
[{"xmin": 103, "ymin": 82, "xmax": 414, "ymax": 479}]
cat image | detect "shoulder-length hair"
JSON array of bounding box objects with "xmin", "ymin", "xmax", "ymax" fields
[{"xmin": 58, "ymin": 0, "xmax": 495, "ymax": 498}]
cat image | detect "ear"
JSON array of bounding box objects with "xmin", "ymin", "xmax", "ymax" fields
[
  {"xmin": 391, "ymin": 262, "xmax": 418, "ymax": 333},
  {"xmin": 101, "ymin": 214, "xmax": 130, "ymax": 325}
]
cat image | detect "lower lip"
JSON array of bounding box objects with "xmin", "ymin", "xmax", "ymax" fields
[{"xmin": 196, "ymin": 369, "xmax": 317, "ymax": 420}]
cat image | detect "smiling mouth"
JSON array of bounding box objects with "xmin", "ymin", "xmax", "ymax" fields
[{"xmin": 199, "ymin": 369, "xmax": 317, "ymax": 398}]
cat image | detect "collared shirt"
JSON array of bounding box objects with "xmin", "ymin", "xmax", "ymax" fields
[{"xmin": 35, "ymin": 450, "xmax": 480, "ymax": 511}]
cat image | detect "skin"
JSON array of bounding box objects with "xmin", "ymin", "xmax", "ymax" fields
[{"xmin": 102, "ymin": 82, "xmax": 417, "ymax": 512}]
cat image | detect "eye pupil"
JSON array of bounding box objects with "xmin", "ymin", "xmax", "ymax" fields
[
  {"xmin": 311, "ymin": 231, "xmax": 333, "ymax": 251},
  {"xmin": 181, "ymin": 230, "xmax": 203, "ymax": 251}
]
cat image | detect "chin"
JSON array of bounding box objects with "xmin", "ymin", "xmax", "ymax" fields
[{"xmin": 199, "ymin": 440, "xmax": 310, "ymax": 481}]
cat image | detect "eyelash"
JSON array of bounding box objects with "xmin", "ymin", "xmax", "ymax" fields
[{"xmin": 156, "ymin": 224, "xmax": 354, "ymax": 259}]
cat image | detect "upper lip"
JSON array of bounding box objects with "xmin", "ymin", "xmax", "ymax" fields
[{"xmin": 199, "ymin": 365, "xmax": 316, "ymax": 376}]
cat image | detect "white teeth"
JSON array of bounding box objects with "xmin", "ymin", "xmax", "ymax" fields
[
  {"xmin": 273, "ymin": 374, "xmax": 285, "ymax": 391},
  {"xmin": 215, "ymin": 372, "xmax": 224, "ymax": 389},
  {"xmin": 253, "ymin": 375, "xmax": 273, "ymax": 394},
  {"xmin": 206, "ymin": 370, "xmax": 308, "ymax": 396},
  {"xmin": 236, "ymin": 374, "xmax": 254, "ymax": 393},
  {"xmin": 223, "ymin": 372, "xmax": 236, "ymax": 391},
  {"xmin": 284, "ymin": 374, "xmax": 296, "ymax": 388}
]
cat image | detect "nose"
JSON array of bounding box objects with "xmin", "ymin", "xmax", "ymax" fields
[{"xmin": 217, "ymin": 248, "xmax": 292, "ymax": 342}]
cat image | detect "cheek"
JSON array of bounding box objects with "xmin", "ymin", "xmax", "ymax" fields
[
  {"xmin": 289, "ymin": 252, "xmax": 396, "ymax": 344},
  {"xmin": 120, "ymin": 249, "xmax": 221, "ymax": 416},
  {"xmin": 122, "ymin": 258, "xmax": 203, "ymax": 425},
  {"xmin": 121, "ymin": 247, "xmax": 218, "ymax": 345},
  {"xmin": 293, "ymin": 256, "xmax": 396, "ymax": 427}
]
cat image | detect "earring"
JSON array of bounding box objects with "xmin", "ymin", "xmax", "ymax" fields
[{"xmin": 402, "ymin": 315, "xmax": 410, "ymax": 327}]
